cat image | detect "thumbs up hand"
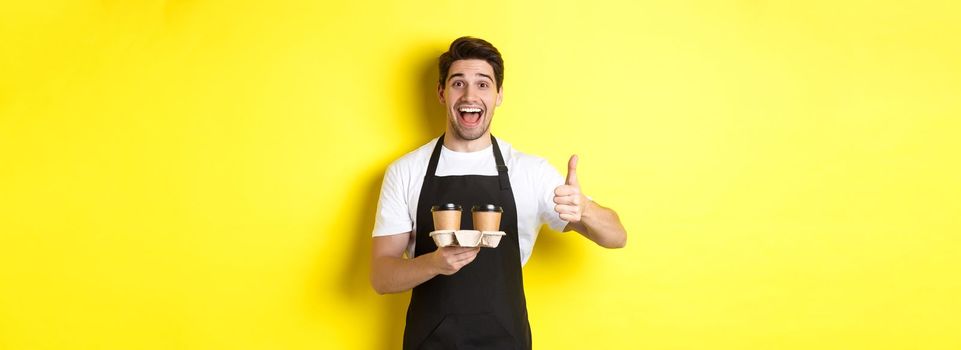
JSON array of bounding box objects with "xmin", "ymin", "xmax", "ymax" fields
[{"xmin": 554, "ymin": 154, "xmax": 589, "ymax": 223}]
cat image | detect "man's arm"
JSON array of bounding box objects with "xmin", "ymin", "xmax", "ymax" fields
[
  {"xmin": 563, "ymin": 201, "xmax": 627, "ymax": 248},
  {"xmin": 370, "ymin": 232, "xmax": 481, "ymax": 295},
  {"xmin": 553, "ymin": 155, "xmax": 628, "ymax": 249}
]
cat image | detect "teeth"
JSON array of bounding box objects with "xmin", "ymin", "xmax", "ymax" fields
[{"xmin": 459, "ymin": 107, "xmax": 482, "ymax": 113}]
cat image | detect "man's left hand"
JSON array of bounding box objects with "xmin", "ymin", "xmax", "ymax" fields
[{"xmin": 554, "ymin": 154, "xmax": 589, "ymax": 223}]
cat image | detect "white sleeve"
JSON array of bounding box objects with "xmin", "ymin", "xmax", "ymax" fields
[
  {"xmin": 372, "ymin": 162, "xmax": 414, "ymax": 237},
  {"xmin": 537, "ymin": 159, "xmax": 570, "ymax": 233}
]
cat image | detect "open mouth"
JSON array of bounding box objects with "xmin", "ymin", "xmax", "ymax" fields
[{"xmin": 457, "ymin": 106, "xmax": 484, "ymax": 127}]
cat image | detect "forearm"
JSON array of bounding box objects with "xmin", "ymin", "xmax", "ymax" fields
[
  {"xmin": 567, "ymin": 200, "xmax": 627, "ymax": 248},
  {"xmin": 370, "ymin": 254, "xmax": 438, "ymax": 295}
]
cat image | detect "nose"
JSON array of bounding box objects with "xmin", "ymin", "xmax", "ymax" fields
[{"xmin": 463, "ymin": 85, "xmax": 479, "ymax": 101}]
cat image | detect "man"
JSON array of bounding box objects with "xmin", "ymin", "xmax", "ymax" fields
[{"xmin": 370, "ymin": 36, "xmax": 627, "ymax": 350}]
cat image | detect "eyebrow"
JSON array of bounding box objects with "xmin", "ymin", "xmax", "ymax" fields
[{"xmin": 447, "ymin": 73, "xmax": 494, "ymax": 83}]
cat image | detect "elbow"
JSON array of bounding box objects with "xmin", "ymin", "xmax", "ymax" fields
[
  {"xmin": 600, "ymin": 239, "xmax": 626, "ymax": 249},
  {"xmin": 600, "ymin": 231, "xmax": 627, "ymax": 249},
  {"xmin": 369, "ymin": 257, "xmax": 391, "ymax": 295},
  {"xmin": 371, "ymin": 279, "xmax": 394, "ymax": 295},
  {"xmin": 371, "ymin": 280, "xmax": 387, "ymax": 295},
  {"xmin": 612, "ymin": 235, "xmax": 627, "ymax": 249},
  {"xmin": 369, "ymin": 271, "xmax": 390, "ymax": 295},
  {"xmin": 595, "ymin": 209, "xmax": 626, "ymax": 249},
  {"xmin": 370, "ymin": 269, "xmax": 402, "ymax": 295}
]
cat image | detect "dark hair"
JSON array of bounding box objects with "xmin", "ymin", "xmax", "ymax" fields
[{"xmin": 438, "ymin": 36, "xmax": 504, "ymax": 90}]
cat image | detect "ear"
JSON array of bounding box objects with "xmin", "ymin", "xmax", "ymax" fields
[
  {"xmin": 496, "ymin": 86, "xmax": 503, "ymax": 106},
  {"xmin": 437, "ymin": 83, "xmax": 446, "ymax": 104}
]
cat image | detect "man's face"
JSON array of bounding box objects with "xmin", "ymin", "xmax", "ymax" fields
[{"xmin": 439, "ymin": 59, "xmax": 503, "ymax": 142}]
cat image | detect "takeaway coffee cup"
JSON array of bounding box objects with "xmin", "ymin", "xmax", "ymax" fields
[
  {"xmin": 471, "ymin": 204, "xmax": 503, "ymax": 232},
  {"xmin": 431, "ymin": 203, "xmax": 462, "ymax": 231}
]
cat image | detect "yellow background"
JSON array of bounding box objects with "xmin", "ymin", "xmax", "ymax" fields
[{"xmin": 2, "ymin": 1, "xmax": 959, "ymax": 349}]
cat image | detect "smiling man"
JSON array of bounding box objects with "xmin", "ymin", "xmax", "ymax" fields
[{"xmin": 370, "ymin": 36, "xmax": 628, "ymax": 350}]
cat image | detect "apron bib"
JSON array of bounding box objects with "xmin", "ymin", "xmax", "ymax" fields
[{"xmin": 403, "ymin": 134, "xmax": 531, "ymax": 350}]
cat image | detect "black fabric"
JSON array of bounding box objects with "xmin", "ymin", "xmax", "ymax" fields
[{"xmin": 403, "ymin": 134, "xmax": 531, "ymax": 350}]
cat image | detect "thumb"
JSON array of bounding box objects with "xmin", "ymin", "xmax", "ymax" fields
[{"xmin": 565, "ymin": 154, "xmax": 579, "ymax": 186}]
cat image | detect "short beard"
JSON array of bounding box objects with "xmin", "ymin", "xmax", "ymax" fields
[{"xmin": 449, "ymin": 116, "xmax": 490, "ymax": 141}]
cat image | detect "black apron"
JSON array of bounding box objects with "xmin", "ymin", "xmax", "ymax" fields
[{"xmin": 403, "ymin": 134, "xmax": 532, "ymax": 350}]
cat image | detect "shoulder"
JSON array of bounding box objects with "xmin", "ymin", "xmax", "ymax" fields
[
  {"xmin": 386, "ymin": 137, "xmax": 438, "ymax": 176},
  {"xmin": 498, "ymin": 138, "xmax": 556, "ymax": 174}
]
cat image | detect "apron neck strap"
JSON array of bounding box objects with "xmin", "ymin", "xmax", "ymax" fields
[
  {"xmin": 424, "ymin": 134, "xmax": 445, "ymax": 179},
  {"xmin": 489, "ymin": 134, "xmax": 512, "ymax": 190},
  {"xmin": 424, "ymin": 133, "xmax": 511, "ymax": 190}
]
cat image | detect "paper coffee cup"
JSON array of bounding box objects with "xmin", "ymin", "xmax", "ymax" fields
[
  {"xmin": 471, "ymin": 204, "xmax": 503, "ymax": 232},
  {"xmin": 431, "ymin": 203, "xmax": 462, "ymax": 231}
]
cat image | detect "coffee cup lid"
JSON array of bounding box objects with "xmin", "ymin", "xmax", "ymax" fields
[
  {"xmin": 431, "ymin": 203, "xmax": 462, "ymax": 211},
  {"xmin": 471, "ymin": 204, "xmax": 503, "ymax": 212}
]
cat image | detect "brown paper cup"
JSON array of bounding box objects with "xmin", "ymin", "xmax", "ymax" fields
[
  {"xmin": 471, "ymin": 204, "xmax": 503, "ymax": 232},
  {"xmin": 431, "ymin": 203, "xmax": 462, "ymax": 231}
]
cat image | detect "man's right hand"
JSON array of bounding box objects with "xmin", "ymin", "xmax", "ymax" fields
[
  {"xmin": 429, "ymin": 246, "xmax": 481, "ymax": 275},
  {"xmin": 371, "ymin": 233, "xmax": 481, "ymax": 294}
]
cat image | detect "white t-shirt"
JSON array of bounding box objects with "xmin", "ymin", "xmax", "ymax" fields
[{"xmin": 372, "ymin": 137, "xmax": 568, "ymax": 266}]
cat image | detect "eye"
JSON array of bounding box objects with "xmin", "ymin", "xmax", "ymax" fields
[
  {"xmin": 452, "ymin": 81, "xmax": 464, "ymax": 88},
  {"xmin": 479, "ymin": 82, "xmax": 489, "ymax": 88}
]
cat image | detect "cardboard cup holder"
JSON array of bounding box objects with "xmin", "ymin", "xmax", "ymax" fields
[
  {"xmin": 430, "ymin": 203, "xmax": 505, "ymax": 248},
  {"xmin": 480, "ymin": 231, "xmax": 506, "ymax": 248},
  {"xmin": 454, "ymin": 230, "xmax": 482, "ymax": 247},
  {"xmin": 428, "ymin": 230, "xmax": 455, "ymax": 247},
  {"xmin": 430, "ymin": 230, "xmax": 506, "ymax": 248}
]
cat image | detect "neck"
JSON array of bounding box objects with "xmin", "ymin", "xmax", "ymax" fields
[{"xmin": 443, "ymin": 129, "xmax": 492, "ymax": 152}]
